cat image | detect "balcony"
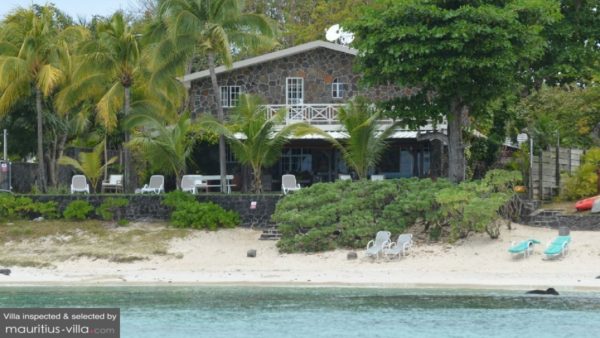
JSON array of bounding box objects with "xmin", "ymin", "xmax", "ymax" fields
[{"xmin": 262, "ymin": 104, "xmax": 345, "ymax": 125}]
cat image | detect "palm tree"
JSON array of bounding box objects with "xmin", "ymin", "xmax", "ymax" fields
[
  {"xmin": 157, "ymin": 0, "xmax": 277, "ymax": 192},
  {"xmin": 56, "ymin": 12, "xmax": 144, "ymax": 192},
  {"xmin": 124, "ymin": 111, "xmax": 196, "ymax": 187},
  {"xmin": 338, "ymin": 97, "xmax": 402, "ymax": 180},
  {"xmin": 200, "ymin": 94, "xmax": 332, "ymax": 193},
  {"xmin": 0, "ymin": 6, "xmax": 67, "ymax": 191},
  {"xmin": 59, "ymin": 140, "xmax": 118, "ymax": 192}
]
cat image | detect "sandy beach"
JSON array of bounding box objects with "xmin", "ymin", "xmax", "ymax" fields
[{"xmin": 1, "ymin": 224, "xmax": 599, "ymax": 291}]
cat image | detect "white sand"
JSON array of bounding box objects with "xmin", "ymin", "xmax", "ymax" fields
[{"xmin": 2, "ymin": 224, "xmax": 600, "ymax": 291}]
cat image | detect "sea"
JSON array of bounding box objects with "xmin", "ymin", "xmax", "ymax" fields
[{"xmin": 1, "ymin": 286, "xmax": 599, "ymax": 338}]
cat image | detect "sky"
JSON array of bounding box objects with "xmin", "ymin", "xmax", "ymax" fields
[{"xmin": 0, "ymin": 0, "xmax": 137, "ymax": 20}]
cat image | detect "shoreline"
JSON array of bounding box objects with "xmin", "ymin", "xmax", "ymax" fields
[{"xmin": 1, "ymin": 225, "xmax": 599, "ymax": 292}]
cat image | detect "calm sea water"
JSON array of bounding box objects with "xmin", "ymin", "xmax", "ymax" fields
[{"xmin": 1, "ymin": 286, "xmax": 599, "ymax": 338}]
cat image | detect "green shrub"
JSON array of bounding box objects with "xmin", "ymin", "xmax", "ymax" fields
[
  {"xmin": 561, "ymin": 148, "xmax": 600, "ymax": 201},
  {"xmin": 274, "ymin": 170, "xmax": 520, "ymax": 253},
  {"xmin": 170, "ymin": 201, "xmax": 239, "ymax": 230},
  {"xmin": 96, "ymin": 198, "xmax": 129, "ymax": 221},
  {"xmin": 0, "ymin": 195, "xmax": 38, "ymax": 219},
  {"xmin": 63, "ymin": 200, "xmax": 94, "ymax": 220},
  {"xmin": 162, "ymin": 192, "xmax": 240, "ymax": 230},
  {"xmin": 34, "ymin": 201, "xmax": 59, "ymax": 219}
]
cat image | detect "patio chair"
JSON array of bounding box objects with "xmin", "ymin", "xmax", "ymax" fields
[
  {"xmin": 508, "ymin": 239, "xmax": 541, "ymax": 258},
  {"xmin": 384, "ymin": 233, "xmax": 413, "ymax": 259},
  {"xmin": 544, "ymin": 235, "xmax": 571, "ymax": 259},
  {"xmin": 70, "ymin": 175, "xmax": 90, "ymax": 194},
  {"xmin": 338, "ymin": 174, "xmax": 352, "ymax": 181},
  {"xmin": 365, "ymin": 231, "xmax": 391, "ymax": 259},
  {"xmin": 181, "ymin": 175, "xmax": 204, "ymax": 194},
  {"xmin": 370, "ymin": 174, "xmax": 385, "ymax": 181},
  {"xmin": 281, "ymin": 174, "xmax": 301, "ymax": 195},
  {"xmin": 101, "ymin": 174, "xmax": 123, "ymax": 193},
  {"xmin": 141, "ymin": 175, "xmax": 164, "ymax": 194}
]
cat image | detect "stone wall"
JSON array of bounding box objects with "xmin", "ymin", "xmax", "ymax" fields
[
  {"xmin": 526, "ymin": 209, "xmax": 600, "ymax": 231},
  {"xmin": 191, "ymin": 47, "xmax": 408, "ymax": 115},
  {"xmin": 27, "ymin": 194, "xmax": 282, "ymax": 228}
]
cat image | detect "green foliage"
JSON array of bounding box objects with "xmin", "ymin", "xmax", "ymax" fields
[
  {"xmin": 561, "ymin": 148, "xmax": 600, "ymax": 200},
  {"xmin": 58, "ymin": 140, "xmax": 117, "ymax": 192},
  {"xmin": 63, "ymin": 200, "xmax": 94, "ymax": 220},
  {"xmin": 96, "ymin": 197, "xmax": 129, "ymax": 222},
  {"xmin": 162, "ymin": 191, "xmax": 240, "ymax": 230},
  {"xmin": 274, "ymin": 170, "xmax": 520, "ymax": 252},
  {"xmin": 0, "ymin": 195, "xmax": 59, "ymax": 220},
  {"xmin": 35, "ymin": 201, "xmax": 59, "ymax": 219}
]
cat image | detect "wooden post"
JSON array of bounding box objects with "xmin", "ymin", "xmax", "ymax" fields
[
  {"xmin": 538, "ymin": 151, "xmax": 543, "ymax": 200},
  {"xmin": 555, "ymin": 144, "xmax": 560, "ymax": 196}
]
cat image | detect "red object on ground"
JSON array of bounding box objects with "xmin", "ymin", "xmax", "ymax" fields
[{"xmin": 575, "ymin": 196, "xmax": 600, "ymax": 211}]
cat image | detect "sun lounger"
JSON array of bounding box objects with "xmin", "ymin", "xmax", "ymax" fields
[
  {"xmin": 365, "ymin": 231, "xmax": 391, "ymax": 258},
  {"xmin": 70, "ymin": 175, "xmax": 90, "ymax": 194},
  {"xmin": 544, "ymin": 235, "xmax": 571, "ymax": 258},
  {"xmin": 384, "ymin": 233, "xmax": 413, "ymax": 258},
  {"xmin": 281, "ymin": 174, "xmax": 301, "ymax": 195},
  {"xmin": 508, "ymin": 239, "xmax": 541, "ymax": 258},
  {"xmin": 141, "ymin": 175, "xmax": 164, "ymax": 194},
  {"xmin": 101, "ymin": 174, "xmax": 123, "ymax": 193}
]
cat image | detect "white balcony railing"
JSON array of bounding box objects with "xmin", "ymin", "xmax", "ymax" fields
[{"xmin": 263, "ymin": 104, "xmax": 344, "ymax": 125}]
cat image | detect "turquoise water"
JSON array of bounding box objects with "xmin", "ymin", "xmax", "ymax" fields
[{"xmin": 1, "ymin": 286, "xmax": 600, "ymax": 338}]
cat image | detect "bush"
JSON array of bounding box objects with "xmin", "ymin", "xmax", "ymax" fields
[
  {"xmin": 35, "ymin": 201, "xmax": 59, "ymax": 219},
  {"xmin": 96, "ymin": 198, "xmax": 129, "ymax": 222},
  {"xmin": 162, "ymin": 191, "xmax": 240, "ymax": 230},
  {"xmin": 274, "ymin": 170, "xmax": 521, "ymax": 253},
  {"xmin": 561, "ymin": 148, "xmax": 600, "ymax": 201},
  {"xmin": 0, "ymin": 195, "xmax": 59, "ymax": 220},
  {"xmin": 63, "ymin": 200, "xmax": 94, "ymax": 220}
]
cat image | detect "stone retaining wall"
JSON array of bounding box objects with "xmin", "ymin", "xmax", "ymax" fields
[
  {"xmin": 525, "ymin": 208, "xmax": 600, "ymax": 231},
  {"xmin": 27, "ymin": 194, "xmax": 282, "ymax": 228}
]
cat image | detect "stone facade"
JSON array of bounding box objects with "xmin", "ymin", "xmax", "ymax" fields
[
  {"xmin": 27, "ymin": 194, "xmax": 282, "ymax": 228},
  {"xmin": 526, "ymin": 208, "xmax": 600, "ymax": 231},
  {"xmin": 191, "ymin": 46, "xmax": 407, "ymax": 116}
]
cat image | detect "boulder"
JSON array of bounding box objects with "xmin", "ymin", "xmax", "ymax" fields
[
  {"xmin": 347, "ymin": 252, "xmax": 358, "ymax": 260},
  {"xmin": 0, "ymin": 269, "xmax": 11, "ymax": 276},
  {"xmin": 247, "ymin": 249, "xmax": 257, "ymax": 258},
  {"xmin": 526, "ymin": 288, "xmax": 559, "ymax": 295}
]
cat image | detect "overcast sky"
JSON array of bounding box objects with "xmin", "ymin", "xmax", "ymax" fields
[{"xmin": 0, "ymin": 0, "xmax": 137, "ymax": 20}]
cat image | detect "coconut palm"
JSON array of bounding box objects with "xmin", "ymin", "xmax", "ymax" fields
[
  {"xmin": 156, "ymin": 0, "xmax": 277, "ymax": 192},
  {"xmin": 338, "ymin": 97, "xmax": 402, "ymax": 180},
  {"xmin": 56, "ymin": 12, "xmax": 144, "ymax": 192},
  {"xmin": 0, "ymin": 6, "xmax": 68, "ymax": 191},
  {"xmin": 200, "ymin": 94, "xmax": 333, "ymax": 193},
  {"xmin": 59, "ymin": 140, "xmax": 118, "ymax": 192},
  {"xmin": 124, "ymin": 111, "xmax": 196, "ymax": 187}
]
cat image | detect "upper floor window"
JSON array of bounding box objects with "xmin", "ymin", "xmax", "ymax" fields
[
  {"xmin": 286, "ymin": 77, "xmax": 304, "ymax": 105},
  {"xmin": 332, "ymin": 78, "xmax": 345, "ymax": 98},
  {"xmin": 220, "ymin": 86, "xmax": 241, "ymax": 108}
]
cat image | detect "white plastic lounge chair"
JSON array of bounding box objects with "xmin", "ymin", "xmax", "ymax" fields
[
  {"xmin": 544, "ymin": 235, "xmax": 571, "ymax": 259},
  {"xmin": 281, "ymin": 174, "xmax": 301, "ymax": 195},
  {"xmin": 141, "ymin": 175, "xmax": 164, "ymax": 194},
  {"xmin": 181, "ymin": 175, "xmax": 204, "ymax": 194},
  {"xmin": 70, "ymin": 175, "xmax": 90, "ymax": 194},
  {"xmin": 365, "ymin": 231, "xmax": 391, "ymax": 258},
  {"xmin": 384, "ymin": 233, "xmax": 413, "ymax": 258},
  {"xmin": 101, "ymin": 174, "xmax": 123, "ymax": 193},
  {"xmin": 338, "ymin": 174, "xmax": 352, "ymax": 181},
  {"xmin": 370, "ymin": 174, "xmax": 385, "ymax": 181}
]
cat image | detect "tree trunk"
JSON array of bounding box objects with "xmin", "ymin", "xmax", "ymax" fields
[
  {"xmin": 447, "ymin": 99, "xmax": 468, "ymax": 183},
  {"xmin": 252, "ymin": 166, "xmax": 263, "ymax": 194},
  {"xmin": 104, "ymin": 133, "xmax": 108, "ymax": 182},
  {"xmin": 35, "ymin": 88, "xmax": 46, "ymax": 192},
  {"xmin": 123, "ymin": 86, "xmax": 133, "ymax": 192},
  {"xmin": 208, "ymin": 52, "xmax": 227, "ymax": 193}
]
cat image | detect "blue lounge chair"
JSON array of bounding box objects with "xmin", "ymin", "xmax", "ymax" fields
[
  {"xmin": 544, "ymin": 236, "xmax": 571, "ymax": 259},
  {"xmin": 508, "ymin": 239, "xmax": 541, "ymax": 258}
]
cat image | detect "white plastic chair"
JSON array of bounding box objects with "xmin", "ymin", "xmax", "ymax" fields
[
  {"xmin": 101, "ymin": 174, "xmax": 123, "ymax": 193},
  {"xmin": 141, "ymin": 175, "xmax": 164, "ymax": 194},
  {"xmin": 370, "ymin": 174, "xmax": 385, "ymax": 181},
  {"xmin": 281, "ymin": 174, "xmax": 301, "ymax": 195},
  {"xmin": 181, "ymin": 175, "xmax": 204, "ymax": 194},
  {"xmin": 70, "ymin": 175, "xmax": 90, "ymax": 194},
  {"xmin": 365, "ymin": 231, "xmax": 391, "ymax": 258},
  {"xmin": 384, "ymin": 234, "xmax": 413, "ymax": 258},
  {"xmin": 338, "ymin": 174, "xmax": 352, "ymax": 181}
]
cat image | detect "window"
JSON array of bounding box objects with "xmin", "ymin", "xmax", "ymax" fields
[
  {"xmin": 332, "ymin": 78, "xmax": 345, "ymax": 98},
  {"xmin": 220, "ymin": 86, "xmax": 241, "ymax": 107},
  {"xmin": 281, "ymin": 148, "xmax": 312, "ymax": 173},
  {"xmin": 286, "ymin": 78, "xmax": 304, "ymax": 105}
]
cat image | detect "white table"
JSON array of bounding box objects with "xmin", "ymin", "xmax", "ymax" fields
[{"xmin": 195, "ymin": 175, "xmax": 235, "ymax": 193}]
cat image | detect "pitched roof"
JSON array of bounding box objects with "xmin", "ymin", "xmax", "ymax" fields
[{"xmin": 182, "ymin": 40, "xmax": 358, "ymax": 83}]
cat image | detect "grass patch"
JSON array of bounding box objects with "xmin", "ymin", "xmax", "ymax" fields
[{"xmin": 0, "ymin": 220, "xmax": 191, "ymax": 267}]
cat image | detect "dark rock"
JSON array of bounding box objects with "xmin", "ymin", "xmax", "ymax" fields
[
  {"xmin": 596, "ymin": 275, "xmax": 600, "ymax": 279},
  {"xmin": 558, "ymin": 226, "xmax": 570, "ymax": 236},
  {"xmin": 0, "ymin": 269, "xmax": 11, "ymax": 276},
  {"xmin": 526, "ymin": 288, "xmax": 559, "ymax": 295},
  {"xmin": 347, "ymin": 252, "xmax": 358, "ymax": 260},
  {"xmin": 247, "ymin": 249, "xmax": 257, "ymax": 258}
]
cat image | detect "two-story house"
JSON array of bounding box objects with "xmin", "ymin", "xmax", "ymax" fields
[{"xmin": 183, "ymin": 40, "xmax": 447, "ymax": 191}]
